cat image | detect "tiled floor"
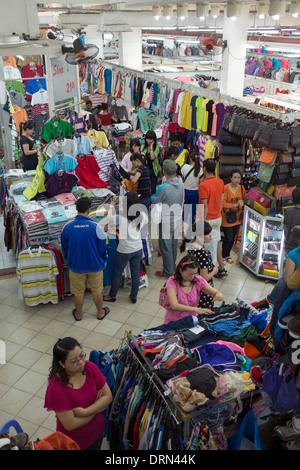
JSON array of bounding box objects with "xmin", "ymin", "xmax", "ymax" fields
[{"xmin": 0, "ymin": 240, "xmax": 276, "ymax": 446}]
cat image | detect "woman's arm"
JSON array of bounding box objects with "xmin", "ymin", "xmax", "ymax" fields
[
  {"xmin": 201, "ymin": 283, "xmax": 224, "ymax": 302},
  {"xmin": 22, "ymin": 143, "xmax": 39, "ymax": 156},
  {"xmin": 55, "ymin": 409, "xmax": 95, "ymax": 432},
  {"xmin": 167, "ymin": 287, "xmax": 213, "ymax": 314},
  {"xmin": 73, "ymin": 383, "xmax": 113, "ymax": 419},
  {"xmin": 130, "ymin": 170, "xmax": 141, "ymax": 184},
  {"xmin": 200, "ymin": 266, "xmax": 219, "ymax": 282},
  {"xmin": 284, "ymin": 257, "xmax": 296, "ymax": 282}
]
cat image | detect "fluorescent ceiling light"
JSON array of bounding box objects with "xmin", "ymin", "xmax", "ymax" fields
[
  {"xmin": 152, "ymin": 5, "xmax": 161, "ymax": 20},
  {"xmin": 269, "ymin": 0, "xmax": 286, "ymax": 19},
  {"xmin": 163, "ymin": 4, "xmax": 173, "ymax": 19},
  {"xmin": 177, "ymin": 3, "xmax": 188, "ymax": 20},
  {"xmin": 227, "ymin": 0, "xmax": 242, "ymax": 18}
]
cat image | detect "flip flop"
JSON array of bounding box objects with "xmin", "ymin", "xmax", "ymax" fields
[
  {"xmin": 225, "ymin": 257, "xmax": 234, "ymax": 264},
  {"xmin": 72, "ymin": 309, "xmax": 82, "ymax": 321},
  {"xmin": 97, "ymin": 306, "xmax": 110, "ymax": 320}
]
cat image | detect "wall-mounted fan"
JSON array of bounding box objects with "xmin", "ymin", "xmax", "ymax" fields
[
  {"xmin": 62, "ymin": 38, "xmax": 99, "ymax": 65},
  {"xmin": 46, "ymin": 27, "xmax": 65, "ymax": 41},
  {"xmin": 198, "ymin": 34, "xmax": 227, "ymax": 56}
]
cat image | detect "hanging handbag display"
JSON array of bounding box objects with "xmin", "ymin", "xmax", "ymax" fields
[
  {"xmin": 257, "ymin": 123, "xmax": 276, "ymax": 147},
  {"xmin": 253, "ymin": 121, "xmax": 267, "ymax": 143},
  {"xmin": 290, "ymin": 167, "xmax": 300, "ymax": 179},
  {"xmin": 292, "ymin": 155, "xmax": 300, "ymax": 169},
  {"xmin": 291, "ymin": 126, "xmax": 300, "ymax": 147},
  {"xmin": 258, "ymin": 148, "xmax": 277, "ymax": 165},
  {"xmin": 278, "ymin": 146, "xmax": 294, "ymax": 163},
  {"xmin": 287, "ymin": 174, "xmax": 300, "ymax": 187},
  {"xmin": 257, "ymin": 162, "xmax": 275, "ymax": 183},
  {"xmin": 277, "ymin": 163, "xmax": 292, "ymax": 174},
  {"xmin": 275, "ymin": 173, "xmax": 288, "ymax": 185},
  {"xmin": 221, "ymin": 145, "xmax": 244, "ymax": 155},
  {"xmin": 269, "ymin": 128, "xmax": 291, "ymax": 151},
  {"xmin": 294, "ymin": 147, "xmax": 300, "ymax": 156},
  {"xmin": 244, "ymin": 118, "xmax": 260, "ymax": 140},
  {"xmin": 218, "ymin": 127, "xmax": 242, "ymax": 146}
]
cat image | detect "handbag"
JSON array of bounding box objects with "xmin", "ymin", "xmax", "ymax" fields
[
  {"xmin": 221, "ymin": 145, "xmax": 244, "ymax": 155},
  {"xmin": 274, "ymin": 173, "xmax": 287, "ymax": 185},
  {"xmin": 290, "ymin": 167, "xmax": 300, "ymax": 179},
  {"xmin": 291, "ymin": 126, "xmax": 300, "ymax": 147},
  {"xmin": 294, "ymin": 147, "xmax": 300, "ymax": 156},
  {"xmin": 219, "ymin": 164, "xmax": 244, "ymax": 178},
  {"xmin": 244, "ymin": 118, "xmax": 260, "ymax": 140},
  {"xmin": 218, "ymin": 127, "xmax": 242, "ymax": 146},
  {"xmin": 293, "ymin": 155, "xmax": 300, "ymax": 169},
  {"xmin": 228, "ymin": 410, "xmax": 266, "ymax": 451},
  {"xmin": 253, "ymin": 121, "xmax": 267, "ymax": 142},
  {"xmin": 277, "ymin": 163, "xmax": 291, "ymax": 174},
  {"xmin": 263, "ymin": 363, "xmax": 300, "ymax": 413},
  {"xmin": 158, "ymin": 283, "xmax": 171, "ymax": 310},
  {"xmin": 278, "ymin": 150, "xmax": 293, "ymax": 163},
  {"xmin": 226, "ymin": 210, "xmax": 237, "ymax": 224},
  {"xmin": 259, "ymin": 148, "xmax": 277, "ymax": 165},
  {"xmin": 274, "ymin": 185, "xmax": 296, "ymax": 200},
  {"xmin": 257, "ymin": 123, "xmax": 276, "ymax": 147},
  {"xmin": 257, "ymin": 162, "xmax": 275, "ymax": 183},
  {"xmin": 287, "ymin": 174, "xmax": 300, "ymax": 187},
  {"xmin": 269, "ymin": 128, "xmax": 291, "ymax": 151}
]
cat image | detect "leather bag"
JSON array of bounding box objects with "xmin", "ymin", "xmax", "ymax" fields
[
  {"xmin": 269, "ymin": 128, "xmax": 291, "ymax": 151},
  {"xmin": 257, "ymin": 162, "xmax": 275, "ymax": 183},
  {"xmin": 218, "ymin": 127, "xmax": 242, "ymax": 146},
  {"xmin": 293, "ymin": 155, "xmax": 300, "ymax": 169},
  {"xmin": 259, "ymin": 148, "xmax": 277, "ymax": 165},
  {"xmin": 221, "ymin": 144, "xmax": 244, "ymax": 155},
  {"xmin": 291, "ymin": 126, "xmax": 300, "ymax": 147}
]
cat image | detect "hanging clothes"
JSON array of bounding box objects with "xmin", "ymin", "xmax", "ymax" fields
[
  {"xmin": 40, "ymin": 118, "xmax": 74, "ymax": 143},
  {"xmin": 75, "ymin": 154, "xmax": 108, "ymax": 189}
]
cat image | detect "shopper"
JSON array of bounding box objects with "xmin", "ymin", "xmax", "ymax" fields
[
  {"xmin": 103, "ymin": 192, "xmax": 147, "ymax": 303},
  {"xmin": 20, "ymin": 120, "xmax": 40, "ymax": 171},
  {"xmin": 128, "ymin": 153, "xmax": 152, "ymax": 210},
  {"xmin": 81, "ymin": 92, "xmax": 90, "ymax": 109},
  {"xmin": 221, "ymin": 169, "xmax": 246, "ymax": 263},
  {"xmin": 181, "ymin": 152, "xmax": 203, "ymax": 224},
  {"xmin": 161, "ymin": 146, "xmax": 181, "ymax": 182},
  {"xmin": 180, "ymin": 221, "xmax": 219, "ymax": 309},
  {"xmin": 198, "ymin": 158, "xmax": 227, "ymax": 278},
  {"xmin": 283, "ymin": 187, "xmax": 300, "ymax": 256},
  {"xmin": 169, "ymin": 133, "xmax": 184, "ymax": 153},
  {"xmin": 141, "ymin": 130, "xmax": 161, "ymax": 195},
  {"xmin": 121, "ymin": 138, "xmax": 143, "ymax": 172},
  {"xmin": 152, "ymin": 159, "xmax": 184, "ymax": 279},
  {"xmin": 163, "ymin": 254, "xmax": 224, "ymax": 324},
  {"xmin": 98, "ymin": 103, "xmax": 118, "ymax": 126},
  {"xmin": 60, "ymin": 197, "xmax": 108, "ymax": 321},
  {"xmin": 44, "ymin": 337, "xmax": 112, "ymax": 450}
]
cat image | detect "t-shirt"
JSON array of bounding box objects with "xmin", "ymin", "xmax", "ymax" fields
[
  {"xmin": 198, "ymin": 176, "xmax": 224, "ymax": 220},
  {"xmin": 181, "ymin": 164, "xmax": 203, "ymax": 191},
  {"xmin": 164, "ymin": 274, "xmax": 207, "ymax": 324},
  {"xmin": 287, "ymin": 246, "xmax": 300, "ymax": 268},
  {"xmin": 20, "ymin": 135, "xmax": 38, "ymax": 161},
  {"xmin": 44, "ymin": 361, "xmax": 106, "ymax": 450},
  {"xmin": 284, "ymin": 206, "xmax": 300, "ymax": 253},
  {"xmin": 117, "ymin": 212, "xmax": 148, "ymax": 254},
  {"xmin": 136, "ymin": 164, "xmax": 151, "ymax": 199},
  {"xmin": 221, "ymin": 184, "xmax": 246, "ymax": 227},
  {"xmin": 99, "ymin": 113, "xmax": 113, "ymax": 126}
]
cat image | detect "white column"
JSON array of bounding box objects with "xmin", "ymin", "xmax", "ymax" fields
[
  {"xmin": 118, "ymin": 28, "xmax": 142, "ymax": 71},
  {"xmin": 220, "ymin": 4, "xmax": 249, "ymax": 98}
]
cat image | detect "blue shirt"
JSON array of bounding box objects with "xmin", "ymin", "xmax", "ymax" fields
[
  {"xmin": 287, "ymin": 247, "xmax": 300, "ymax": 268},
  {"xmin": 61, "ymin": 215, "xmax": 107, "ymax": 273}
]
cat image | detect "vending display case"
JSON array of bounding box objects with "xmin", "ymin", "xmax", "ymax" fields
[{"xmin": 239, "ymin": 205, "xmax": 285, "ymax": 280}]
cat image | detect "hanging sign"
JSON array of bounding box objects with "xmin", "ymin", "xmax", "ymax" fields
[{"xmin": 50, "ymin": 57, "xmax": 79, "ymax": 104}]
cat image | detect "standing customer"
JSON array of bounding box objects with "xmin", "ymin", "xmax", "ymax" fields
[
  {"xmin": 198, "ymin": 158, "xmax": 226, "ymax": 278},
  {"xmin": 121, "ymin": 138, "xmax": 143, "ymax": 172},
  {"xmin": 20, "ymin": 120, "xmax": 40, "ymax": 171},
  {"xmin": 283, "ymin": 187, "xmax": 300, "ymax": 256},
  {"xmin": 129, "ymin": 153, "xmax": 152, "ymax": 211},
  {"xmin": 61, "ymin": 197, "xmax": 108, "ymax": 321},
  {"xmin": 141, "ymin": 130, "xmax": 161, "ymax": 195},
  {"xmin": 44, "ymin": 337, "xmax": 112, "ymax": 450},
  {"xmin": 221, "ymin": 169, "xmax": 246, "ymax": 263},
  {"xmin": 181, "ymin": 152, "xmax": 203, "ymax": 224},
  {"xmin": 152, "ymin": 159, "xmax": 184, "ymax": 279},
  {"xmin": 103, "ymin": 192, "xmax": 147, "ymax": 303}
]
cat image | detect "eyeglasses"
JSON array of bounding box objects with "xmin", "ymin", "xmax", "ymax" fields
[{"xmin": 65, "ymin": 352, "xmax": 86, "ymax": 367}]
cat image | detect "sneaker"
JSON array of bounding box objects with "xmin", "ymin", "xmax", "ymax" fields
[
  {"xmin": 279, "ymin": 314, "xmax": 296, "ymax": 330},
  {"xmin": 274, "ymin": 424, "xmax": 300, "ymax": 442},
  {"xmin": 288, "ymin": 316, "xmax": 300, "ymax": 338},
  {"xmin": 293, "ymin": 409, "xmax": 300, "ymax": 433}
]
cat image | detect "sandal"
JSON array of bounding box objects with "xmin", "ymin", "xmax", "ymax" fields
[
  {"xmin": 225, "ymin": 257, "xmax": 234, "ymax": 264},
  {"xmin": 214, "ymin": 267, "xmax": 228, "ymax": 279},
  {"xmin": 97, "ymin": 306, "xmax": 110, "ymax": 320},
  {"xmin": 72, "ymin": 308, "xmax": 82, "ymax": 321}
]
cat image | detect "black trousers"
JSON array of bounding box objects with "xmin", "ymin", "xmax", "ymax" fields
[{"xmin": 222, "ymin": 224, "xmax": 240, "ymax": 258}]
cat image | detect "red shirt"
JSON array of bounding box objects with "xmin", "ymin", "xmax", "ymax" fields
[{"xmin": 99, "ymin": 113, "xmax": 113, "ymax": 126}]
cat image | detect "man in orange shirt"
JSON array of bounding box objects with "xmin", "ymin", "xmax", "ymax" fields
[{"xmin": 198, "ymin": 158, "xmax": 227, "ymax": 278}]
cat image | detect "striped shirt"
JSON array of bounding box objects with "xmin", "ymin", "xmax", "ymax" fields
[
  {"xmin": 93, "ymin": 147, "xmax": 119, "ymax": 183},
  {"xmin": 16, "ymin": 246, "xmax": 59, "ymax": 306}
]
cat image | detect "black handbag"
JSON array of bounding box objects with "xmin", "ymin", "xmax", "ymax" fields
[
  {"xmin": 269, "ymin": 128, "xmax": 291, "ymax": 151},
  {"xmin": 253, "ymin": 122, "xmax": 267, "ymax": 142},
  {"xmin": 244, "ymin": 118, "xmax": 260, "ymax": 140},
  {"xmin": 220, "ymin": 155, "xmax": 245, "ymax": 165},
  {"xmin": 274, "ymin": 173, "xmax": 287, "ymax": 185},
  {"xmin": 277, "ymin": 163, "xmax": 291, "ymax": 174},
  {"xmin": 294, "ymin": 147, "xmax": 300, "ymax": 156},
  {"xmin": 257, "ymin": 123, "xmax": 276, "ymax": 147},
  {"xmin": 226, "ymin": 210, "xmax": 237, "ymax": 224},
  {"xmin": 282, "ymin": 195, "xmax": 294, "ymax": 206},
  {"xmin": 221, "ymin": 145, "xmax": 244, "ymax": 155},
  {"xmin": 291, "ymin": 127, "xmax": 300, "ymax": 147},
  {"xmin": 218, "ymin": 127, "xmax": 242, "ymax": 146},
  {"xmin": 287, "ymin": 174, "xmax": 300, "ymax": 187},
  {"xmin": 290, "ymin": 167, "xmax": 300, "ymax": 178},
  {"xmin": 293, "ymin": 156, "xmax": 300, "ymax": 169}
]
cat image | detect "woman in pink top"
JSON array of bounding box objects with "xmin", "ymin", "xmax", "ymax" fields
[
  {"xmin": 44, "ymin": 337, "xmax": 112, "ymax": 450},
  {"xmin": 164, "ymin": 255, "xmax": 224, "ymax": 324}
]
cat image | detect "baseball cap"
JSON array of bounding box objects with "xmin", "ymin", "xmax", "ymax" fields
[
  {"xmin": 163, "ymin": 159, "xmax": 177, "ymax": 175},
  {"xmin": 82, "ymin": 93, "xmax": 90, "ymax": 98}
]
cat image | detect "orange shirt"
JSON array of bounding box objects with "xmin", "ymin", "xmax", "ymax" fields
[
  {"xmin": 221, "ymin": 184, "xmax": 246, "ymax": 227},
  {"xmin": 198, "ymin": 176, "xmax": 224, "ymax": 220}
]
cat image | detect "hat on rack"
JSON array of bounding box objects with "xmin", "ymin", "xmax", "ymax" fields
[
  {"xmin": 163, "ymin": 159, "xmax": 177, "ymax": 176},
  {"xmin": 292, "ymin": 226, "xmax": 300, "ymax": 238}
]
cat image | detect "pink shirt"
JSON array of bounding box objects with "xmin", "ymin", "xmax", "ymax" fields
[
  {"xmin": 164, "ymin": 274, "xmax": 207, "ymax": 324},
  {"xmin": 44, "ymin": 361, "xmax": 106, "ymax": 450}
]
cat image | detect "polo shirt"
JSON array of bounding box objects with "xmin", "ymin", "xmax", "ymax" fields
[{"xmin": 198, "ymin": 176, "xmax": 225, "ymax": 220}]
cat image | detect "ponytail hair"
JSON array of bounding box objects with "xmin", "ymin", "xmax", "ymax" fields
[
  {"xmin": 20, "ymin": 120, "xmax": 34, "ymax": 135},
  {"xmin": 188, "ymin": 152, "xmax": 201, "ymax": 177}
]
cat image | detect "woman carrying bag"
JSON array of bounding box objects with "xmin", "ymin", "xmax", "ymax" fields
[{"xmin": 221, "ymin": 169, "xmax": 246, "ymax": 263}]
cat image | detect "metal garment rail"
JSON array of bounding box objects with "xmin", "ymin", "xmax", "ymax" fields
[{"xmin": 97, "ymin": 59, "xmax": 300, "ymax": 123}]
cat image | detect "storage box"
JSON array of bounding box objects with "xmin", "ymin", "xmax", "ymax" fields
[{"xmin": 263, "ymin": 269, "xmax": 279, "ymax": 278}]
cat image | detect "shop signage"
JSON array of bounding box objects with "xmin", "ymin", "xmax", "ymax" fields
[{"xmin": 50, "ymin": 56, "xmax": 79, "ymax": 104}]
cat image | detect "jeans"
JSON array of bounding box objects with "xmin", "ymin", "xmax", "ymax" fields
[
  {"xmin": 109, "ymin": 249, "xmax": 143, "ymax": 299},
  {"xmin": 149, "ymin": 169, "xmax": 158, "ymax": 195},
  {"xmin": 222, "ymin": 224, "xmax": 240, "ymax": 258},
  {"xmin": 159, "ymin": 218, "xmax": 179, "ymax": 277},
  {"xmin": 183, "ymin": 189, "xmax": 199, "ymax": 225}
]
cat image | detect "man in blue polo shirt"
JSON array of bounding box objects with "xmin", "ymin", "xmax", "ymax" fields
[{"xmin": 61, "ymin": 197, "xmax": 108, "ymax": 321}]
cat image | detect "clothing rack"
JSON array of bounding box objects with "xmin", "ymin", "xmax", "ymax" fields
[{"xmin": 99, "ymin": 59, "xmax": 300, "ymax": 123}]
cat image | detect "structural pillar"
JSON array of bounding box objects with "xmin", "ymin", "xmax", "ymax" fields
[
  {"xmin": 118, "ymin": 28, "xmax": 142, "ymax": 71},
  {"xmin": 220, "ymin": 4, "xmax": 249, "ymax": 98}
]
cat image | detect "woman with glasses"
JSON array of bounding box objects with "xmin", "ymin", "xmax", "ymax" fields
[{"xmin": 44, "ymin": 337, "xmax": 112, "ymax": 450}]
